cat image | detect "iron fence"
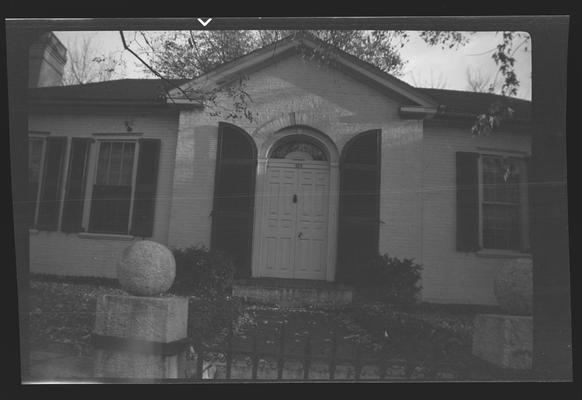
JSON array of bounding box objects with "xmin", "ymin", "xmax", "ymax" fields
[{"xmin": 184, "ymin": 312, "xmax": 466, "ymax": 381}]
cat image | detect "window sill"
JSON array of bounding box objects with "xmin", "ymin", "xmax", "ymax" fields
[
  {"xmin": 77, "ymin": 232, "xmax": 135, "ymax": 241},
  {"xmin": 476, "ymin": 249, "xmax": 532, "ymax": 259}
]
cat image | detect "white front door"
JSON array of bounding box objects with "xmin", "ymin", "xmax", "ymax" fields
[{"xmin": 260, "ymin": 160, "xmax": 329, "ymax": 280}]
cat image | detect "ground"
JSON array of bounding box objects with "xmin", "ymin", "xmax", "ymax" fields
[{"xmin": 25, "ymin": 277, "xmax": 536, "ymax": 381}]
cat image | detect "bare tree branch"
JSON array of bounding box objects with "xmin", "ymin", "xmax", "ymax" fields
[{"xmin": 119, "ymin": 30, "xmax": 192, "ymax": 103}]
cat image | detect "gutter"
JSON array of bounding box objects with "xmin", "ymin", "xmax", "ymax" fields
[
  {"xmin": 400, "ymin": 104, "xmax": 531, "ymax": 126},
  {"xmin": 29, "ymin": 98, "xmax": 203, "ymax": 109},
  {"xmin": 399, "ymin": 105, "xmax": 439, "ymax": 119}
]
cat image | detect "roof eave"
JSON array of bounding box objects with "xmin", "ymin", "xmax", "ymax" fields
[
  {"xmin": 399, "ymin": 105, "xmax": 439, "ymax": 119},
  {"xmin": 29, "ymin": 98, "xmax": 202, "ymax": 109}
]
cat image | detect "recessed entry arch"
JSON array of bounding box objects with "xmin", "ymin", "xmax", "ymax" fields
[
  {"xmin": 258, "ymin": 125, "xmax": 340, "ymax": 164},
  {"xmin": 252, "ymin": 125, "xmax": 340, "ymax": 281}
]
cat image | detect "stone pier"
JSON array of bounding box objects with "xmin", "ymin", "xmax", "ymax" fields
[
  {"xmin": 472, "ymin": 314, "xmax": 532, "ymax": 370},
  {"xmin": 93, "ymin": 240, "xmax": 189, "ymax": 380},
  {"xmin": 93, "ymin": 294, "xmax": 189, "ymax": 379}
]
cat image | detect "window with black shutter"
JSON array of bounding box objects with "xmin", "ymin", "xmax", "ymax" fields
[
  {"xmin": 456, "ymin": 151, "xmax": 530, "ymax": 253},
  {"xmin": 337, "ymin": 130, "xmax": 381, "ymax": 283},
  {"xmin": 480, "ymin": 155, "xmax": 529, "ymax": 251},
  {"xmin": 89, "ymin": 141, "xmax": 136, "ymax": 234},
  {"xmin": 28, "ymin": 135, "xmax": 162, "ymax": 236},
  {"xmin": 210, "ymin": 122, "xmax": 257, "ymax": 278}
]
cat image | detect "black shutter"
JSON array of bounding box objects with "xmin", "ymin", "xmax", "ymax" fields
[
  {"xmin": 337, "ymin": 130, "xmax": 381, "ymax": 283},
  {"xmin": 210, "ymin": 122, "xmax": 257, "ymax": 278},
  {"xmin": 37, "ymin": 136, "xmax": 67, "ymax": 230},
  {"xmin": 130, "ymin": 139, "xmax": 161, "ymax": 237},
  {"xmin": 61, "ymin": 138, "xmax": 92, "ymax": 233},
  {"xmin": 456, "ymin": 152, "xmax": 480, "ymax": 251}
]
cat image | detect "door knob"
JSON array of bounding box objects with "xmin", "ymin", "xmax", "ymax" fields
[{"xmin": 292, "ymin": 194, "xmax": 297, "ymax": 203}]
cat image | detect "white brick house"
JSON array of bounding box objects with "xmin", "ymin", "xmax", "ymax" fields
[{"xmin": 27, "ymin": 32, "xmax": 532, "ymax": 305}]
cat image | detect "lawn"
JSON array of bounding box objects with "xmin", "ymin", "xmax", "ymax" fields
[
  {"xmin": 27, "ymin": 276, "xmax": 535, "ymax": 381},
  {"xmin": 29, "ymin": 276, "xmax": 125, "ymax": 356}
]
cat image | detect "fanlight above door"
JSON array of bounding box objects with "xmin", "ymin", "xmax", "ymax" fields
[{"xmin": 270, "ymin": 140, "xmax": 328, "ymax": 161}]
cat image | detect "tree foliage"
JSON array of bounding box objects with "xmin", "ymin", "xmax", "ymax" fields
[
  {"xmin": 419, "ymin": 31, "xmax": 530, "ymax": 135},
  {"xmin": 121, "ymin": 29, "xmax": 529, "ymax": 133},
  {"xmin": 134, "ymin": 30, "xmax": 409, "ymax": 80},
  {"xmin": 465, "ymin": 66, "xmax": 500, "ymax": 93}
]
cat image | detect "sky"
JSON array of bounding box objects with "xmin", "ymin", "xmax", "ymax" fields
[{"xmin": 54, "ymin": 30, "xmax": 532, "ymax": 100}]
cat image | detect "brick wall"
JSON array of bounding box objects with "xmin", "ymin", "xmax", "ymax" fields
[
  {"xmin": 420, "ymin": 123, "xmax": 531, "ymax": 304},
  {"xmin": 167, "ymin": 55, "xmax": 422, "ymax": 265},
  {"xmin": 26, "ymin": 54, "xmax": 532, "ymax": 306},
  {"xmin": 28, "ymin": 107, "xmax": 179, "ymax": 278},
  {"xmin": 378, "ymin": 121, "xmax": 423, "ymax": 262},
  {"xmin": 167, "ymin": 110, "xmax": 218, "ymax": 250}
]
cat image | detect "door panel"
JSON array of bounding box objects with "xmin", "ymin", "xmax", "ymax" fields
[
  {"xmin": 261, "ymin": 166, "xmax": 297, "ymax": 278},
  {"xmin": 294, "ymin": 168, "xmax": 329, "ymax": 279},
  {"xmin": 260, "ymin": 162, "xmax": 329, "ymax": 280}
]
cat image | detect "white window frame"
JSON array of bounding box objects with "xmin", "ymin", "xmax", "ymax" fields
[
  {"xmin": 82, "ymin": 137, "xmax": 140, "ymax": 235},
  {"xmin": 477, "ymin": 152, "xmax": 530, "ymax": 253}
]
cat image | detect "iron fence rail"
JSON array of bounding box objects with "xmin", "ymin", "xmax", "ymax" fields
[{"xmin": 186, "ymin": 315, "xmax": 465, "ymax": 381}]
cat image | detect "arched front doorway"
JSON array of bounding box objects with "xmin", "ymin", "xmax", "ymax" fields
[{"xmin": 251, "ymin": 126, "xmax": 339, "ymax": 281}]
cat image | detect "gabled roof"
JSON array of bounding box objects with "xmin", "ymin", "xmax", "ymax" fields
[{"xmin": 167, "ymin": 31, "xmax": 439, "ymax": 108}]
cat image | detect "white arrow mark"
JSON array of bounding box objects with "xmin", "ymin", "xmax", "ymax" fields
[{"xmin": 197, "ymin": 18, "xmax": 212, "ymax": 27}]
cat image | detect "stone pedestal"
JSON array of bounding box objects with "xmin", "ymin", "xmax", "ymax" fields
[
  {"xmin": 93, "ymin": 294, "xmax": 189, "ymax": 379},
  {"xmin": 472, "ymin": 314, "xmax": 532, "ymax": 370}
]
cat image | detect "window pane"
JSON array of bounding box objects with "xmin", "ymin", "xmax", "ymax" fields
[
  {"xmin": 482, "ymin": 156, "xmax": 520, "ymax": 203},
  {"xmin": 89, "ymin": 185, "xmax": 132, "ymax": 234},
  {"xmin": 271, "ymin": 141, "xmax": 327, "ymax": 161},
  {"xmin": 91, "ymin": 141, "xmax": 136, "ymax": 234},
  {"xmin": 96, "ymin": 142, "xmax": 111, "ymax": 185},
  {"xmin": 29, "ymin": 139, "xmax": 44, "ymax": 184},
  {"xmin": 482, "ymin": 203, "xmax": 520, "ymax": 250},
  {"xmin": 108, "ymin": 142, "xmax": 124, "ymax": 186},
  {"xmin": 96, "ymin": 141, "xmax": 135, "ymax": 186},
  {"xmin": 120, "ymin": 142, "xmax": 135, "ymax": 186}
]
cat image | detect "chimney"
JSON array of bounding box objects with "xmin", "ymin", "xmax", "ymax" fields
[{"xmin": 28, "ymin": 32, "xmax": 67, "ymax": 88}]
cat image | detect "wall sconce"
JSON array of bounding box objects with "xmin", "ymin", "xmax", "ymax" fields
[
  {"xmin": 123, "ymin": 117, "xmax": 133, "ymax": 132},
  {"xmin": 124, "ymin": 117, "xmax": 134, "ymax": 132}
]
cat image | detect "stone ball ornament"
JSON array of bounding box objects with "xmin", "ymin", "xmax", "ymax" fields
[
  {"xmin": 117, "ymin": 240, "xmax": 176, "ymax": 296},
  {"xmin": 493, "ymin": 257, "xmax": 533, "ymax": 315}
]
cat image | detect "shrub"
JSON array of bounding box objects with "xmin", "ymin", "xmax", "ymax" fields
[
  {"xmin": 188, "ymin": 296, "xmax": 243, "ymax": 345},
  {"xmin": 355, "ymin": 253, "xmax": 423, "ymax": 305},
  {"xmin": 171, "ymin": 245, "xmax": 235, "ymax": 298}
]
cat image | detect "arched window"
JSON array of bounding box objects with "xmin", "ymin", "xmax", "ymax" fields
[
  {"xmin": 211, "ymin": 122, "xmax": 257, "ymax": 278},
  {"xmin": 271, "ymin": 140, "xmax": 328, "ymax": 161},
  {"xmin": 268, "ymin": 133, "xmax": 329, "ymax": 162},
  {"xmin": 337, "ymin": 130, "xmax": 381, "ymax": 283}
]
